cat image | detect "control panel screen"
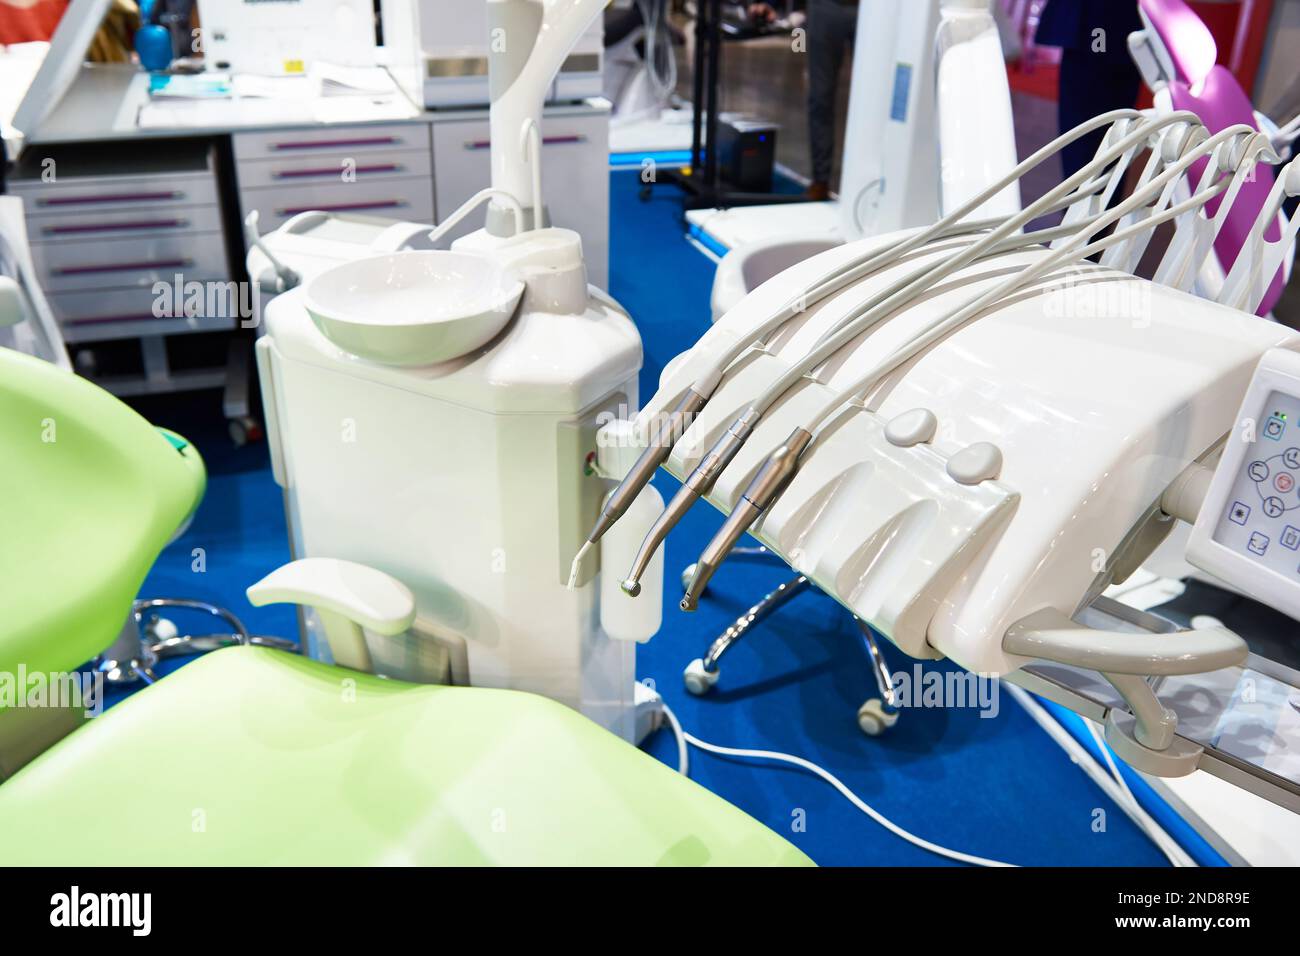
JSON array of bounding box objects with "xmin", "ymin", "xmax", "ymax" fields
[{"xmin": 1211, "ymin": 389, "xmax": 1300, "ymax": 574}]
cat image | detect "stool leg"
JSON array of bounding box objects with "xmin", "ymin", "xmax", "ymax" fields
[
  {"xmin": 856, "ymin": 619, "xmax": 901, "ymax": 737},
  {"xmin": 95, "ymin": 616, "xmax": 159, "ymax": 686},
  {"xmin": 684, "ymin": 575, "xmax": 810, "ymax": 694},
  {"xmin": 94, "ymin": 599, "xmax": 270, "ymax": 686}
]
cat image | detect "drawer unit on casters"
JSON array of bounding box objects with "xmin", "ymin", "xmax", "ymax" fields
[{"xmin": 9, "ymin": 138, "xmax": 252, "ymax": 435}]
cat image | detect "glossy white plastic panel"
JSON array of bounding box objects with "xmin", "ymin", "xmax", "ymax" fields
[{"xmin": 641, "ymin": 231, "xmax": 1300, "ymax": 674}]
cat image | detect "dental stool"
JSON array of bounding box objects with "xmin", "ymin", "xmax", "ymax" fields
[{"xmin": 0, "ymin": 346, "xmax": 810, "ymax": 865}]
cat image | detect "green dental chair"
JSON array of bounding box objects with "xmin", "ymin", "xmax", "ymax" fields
[{"xmin": 0, "ymin": 347, "xmax": 811, "ymax": 866}]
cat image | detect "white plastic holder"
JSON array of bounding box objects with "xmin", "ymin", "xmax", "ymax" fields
[
  {"xmin": 246, "ymin": 558, "xmax": 417, "ymax": 672},
  {"xmin": 1218, "ymin": 158, "xmax": 1300, "ymax": 315}
]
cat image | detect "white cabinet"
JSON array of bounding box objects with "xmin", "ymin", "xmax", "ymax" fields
[{"xmin": 430, "ymin": 105, "xmax": 610, "ymax": 287}]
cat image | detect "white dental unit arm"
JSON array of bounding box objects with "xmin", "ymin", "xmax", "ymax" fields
[
  {"xmin": 252, "ymin": 0, "xmax": 664, "ymax": 744},
  {"xmin": 591, "ymin": 108, "xmax": 1300, "ymax": 808},
  {"xmin": 712, "ymin": 0, "xmax": 1020, "ymax": 323}
]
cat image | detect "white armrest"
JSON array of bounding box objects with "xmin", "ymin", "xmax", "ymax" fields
[{"xmin": 246, "ymin": 558, "xmax": 416, "ymax": 672}]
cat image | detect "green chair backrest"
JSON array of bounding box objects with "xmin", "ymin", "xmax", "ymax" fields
[{"xmin": 0, "ymin": 347, "xmax": 205, "ymax": 677}]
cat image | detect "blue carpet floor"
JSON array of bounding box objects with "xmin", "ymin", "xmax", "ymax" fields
[{"xmin": 125, "ymin": 169, "xmax": 1170, "ymax": 866}]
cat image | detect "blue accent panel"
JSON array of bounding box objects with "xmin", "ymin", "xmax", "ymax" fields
[{"xmin": 890, "ymin": 63, "xmax": 913, "ymax": 123}]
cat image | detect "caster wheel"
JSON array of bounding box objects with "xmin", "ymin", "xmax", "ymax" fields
[
  {"xmin": 228, "ymin": 415, "xmax": 263, "ymax": 447},
  {"xmin": 680, "ymin": 563, "xmax": 698, "ymax": 594},
  {"xmin": 684, "ymin": 658, "xmax": 719, "ymax": 696},
  {"xmin": 857, "ymin": 698, "xmax": 899, "ymax": 737},
  {"xmin": 143, "ymin": 614, "xmax": 179, "ymax": 642}
]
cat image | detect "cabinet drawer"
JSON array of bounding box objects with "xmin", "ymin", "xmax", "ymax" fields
[
  {"xmin": 32, "ymin": 231, "xmax": 229, "ymax": 293},
  {"xmin": 239, "ymin": 177, "xmax": 435, "ymax": 233},
  {"xmin": 11, "ymin": 171, "xmax": 219, "ymax": 215},
  {"xmin": 233, "ymin": 123, "xmax": 431, "ymax": 161},
  {"xmin": 235, "ymin": 147, "xmax": 431, "ymax": 190},
  {"xmin": 26, "ymin": 204, "xmax": 224, "ymax": 244},
  {"xmin": 48, "ymin": 286, "xmax": 241, "ymax": 342}
]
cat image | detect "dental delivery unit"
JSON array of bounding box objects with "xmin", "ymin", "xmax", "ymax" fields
[
  {"xmin": 581, "ymin": 104, "xmax": 1300, "ymax": 809},
  {"xmin": 2, "ymin": 0, "xmax": 1300, "ymax": 871}
]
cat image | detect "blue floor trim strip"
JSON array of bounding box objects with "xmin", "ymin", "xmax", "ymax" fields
[
  {"xmin": 686, "ymin": 222, "xmax": 730, "ymax": 258},
  {"xmin": 610, "ymin": 149, "xmax": 693, "ymax": 168}
]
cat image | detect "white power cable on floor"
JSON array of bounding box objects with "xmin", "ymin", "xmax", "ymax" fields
[
  {"xmin": 658, "ymin": 703, "xmax": 1015, "ymax": 867},
  {"xmin": 659, "ymin": 697, "xmax": 689, "ymax": 776}
]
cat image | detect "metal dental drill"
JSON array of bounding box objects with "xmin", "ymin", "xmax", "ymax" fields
[
  {"xmin": 619, "ymin": 408, "xmax": 761, "ymax": 595},
  {"xmin": 679, "ymin": 426, "xmax": 812, "ymax": 610},
  {"xmin": 575, "ymin": 386, "xmax": 709, "ymax": 552},
  {"xmin": 620, "ymin": 111, "xmax": 1185, "ymax": 599},
  {"xmin": 679, "ymin": 119, "xmax": 1236, "ymax": 609}
]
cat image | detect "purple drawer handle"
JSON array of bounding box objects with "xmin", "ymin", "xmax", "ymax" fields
[
  {"xmin": 276, "ymin": 199, "xmax": 406, "ymax": 216},
  {"xmin": 271, "ymin": 136, "xmax": 402, "ymax": 151},
  {"xmin": 54, "ymin": 258, "xmax": 191, "ymax": 276},
  {"xmin": 63, "ymin": 313, "xmax": 165, "ymax": 326},
  {"xmin": 39, "ymin": 191, "xmax": 182, "ymax": 207},
  {"xmin": 463, "ymin": 135, "xmax": 586, "ymax": 150},
  {"xmin": 273, "ymin": 164, "xmax": 402, "ymax": 180},
  {"xmin": 44, "ymin": 219, "xmax": 188, "ymax": 235}
]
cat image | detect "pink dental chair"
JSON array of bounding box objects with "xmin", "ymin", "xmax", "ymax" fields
[{"xmin": 1131, "ymin": 0, "xmax": 1292, "ymax": 315}]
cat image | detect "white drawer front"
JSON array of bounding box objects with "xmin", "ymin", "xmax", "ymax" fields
[
  {"xmin": 48, "ymin": 285, "xmax": 243, "ymax": 327},
  {"xmin": 26, "ymin": 204, "xmax": 224, "ymax": 245},
  {"xmin": 431, "ymin": 112, "xmax": 609, "ymax": 285},
  {"xmin": 233, "ymin": 123, "xmax": 431, "ymax": 162},
  {"xmin": 11, "ymin": 171, "xmax": 219, "ymax": 215},
  {"xmin": 235, "ymin": 147, "xmax": 431, "ymax": 190},
  {"xmin": 239, "ymin": 177, "xmax": 435, "ymax": 233},
  {"xmin": 33, "ymin": 231, "xmax": 229, "ymax": 293}
]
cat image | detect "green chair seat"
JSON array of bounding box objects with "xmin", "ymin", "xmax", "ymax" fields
[
  {"xmin": 0, "ymin": 646, "xmax": 812, "ymax": 866},
  {"xmin": 0, "ymin": 349, "xmax": 205, "ymax": 678}
]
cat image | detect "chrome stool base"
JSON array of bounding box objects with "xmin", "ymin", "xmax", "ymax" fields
[
  {"xmin": 679, "ymin": 549, "xmax": 902, "ymax": 736},
  {"xmin": 95, "ymin": 598, "xmax": 299, "ymax": 686}
]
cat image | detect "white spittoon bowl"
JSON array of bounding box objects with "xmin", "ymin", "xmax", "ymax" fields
[{"xmin": 303, "ymin": 251, "xmax": 526, "ymax": 366}]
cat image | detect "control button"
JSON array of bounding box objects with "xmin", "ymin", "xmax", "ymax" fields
[
  {"xmin": 1276, "ymin": 473, "xmax": 1295, "ymax": 494},
  {"xmin": 1265, "ymin": 415, "xmax": 1286, "ymax": 441},
  {"xmin": 1285, "ymin": 448, "xmax": 1300, "ymax": 469},
  {"xmin": 1249, "ymin": 460, "xmax": 1270, "ymax": 481},
  {"xmin": 946, "ymin": 442, "xmax": 1003, "ymax": 485},
  {"xmin": 1249, "ymin": 532, "xmax": 1270, "ymax": 556},
  {"xmin": 1283, "ymin": 525, "xmax": 1300, "ymax": 551},
  {"xmin": 1264, "ymin": 496, "xmax": 1286, "ymax": 518},
  {"xmin": 885, "ymin": 408, "xmax": 938, "ymax": 447},
  {"xmin": 1229, "ymin": 501, "xmax": 1251, "ymax": 525}
]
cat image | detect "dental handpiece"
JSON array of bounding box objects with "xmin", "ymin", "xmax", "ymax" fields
[
  {"xmin": 570, "ymin": 385, "xmax": 710, "ymax": 580},
  {"xmin": 679, "ymin": 119, "xmax": 1232, "ymax": 608},
  {"xmin": 623, "ymin": 114, "xmax": 1191, "ymax": 597},
  {"xmin": 582, "ymin": 111, "xmax": 1163, "ymax": 579}
]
